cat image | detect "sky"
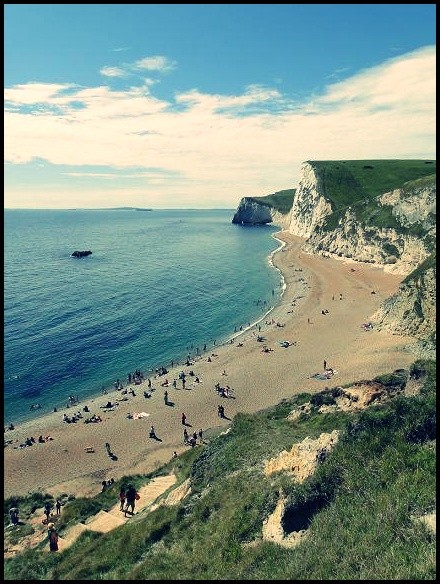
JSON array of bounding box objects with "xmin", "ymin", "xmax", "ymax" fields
[{"xmin": 4, "ymin": 4, "xmax": 436, "ymax": 209}]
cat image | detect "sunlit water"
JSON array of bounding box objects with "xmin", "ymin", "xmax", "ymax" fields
[{"xmin": 4, "ymin": 208, "xmax": 283, "ymax": 423}]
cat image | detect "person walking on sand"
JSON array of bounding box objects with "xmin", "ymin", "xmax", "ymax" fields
[
  {"xmin": 164, "ymin": 390, "xmax": 168, "ymax": 405},
  {"xmin": 55, "ymin": 499, "xmax": 61, "ymax": 515},
  {"xmin": 181, "ymin": 412, "xmax": 187, "ymax": 425},
  {"xmin": 198, "ymin": 428, "xmax": 203, "ymax": 443},
  {"xmin": 47, "ymin": 522, "xmax": 59, "ymax": 552},
  {"xmin": 183, "ymin": 428, "xmax": 189, "ymax": 444}
]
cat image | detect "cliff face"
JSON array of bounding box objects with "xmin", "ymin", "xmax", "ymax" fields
[
  {"xmin": 371, "ymin": 263, "xmax": 436, "ymax": 340},
  {"xmin": 288, "ymin": 164, "xmax": 436, "ymax": 277},
  {"xmin": 232, "ymin": 198, "xmax": 291, "ymax": 229},
  {"xmin": 232, "ymin": 161, "xmax": 436, "ymax": 342},
  {"xmin": 287, "ymin": 163, "xmax": 333, "ymax": 238}
]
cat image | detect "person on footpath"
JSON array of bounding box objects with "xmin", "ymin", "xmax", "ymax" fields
[
  {"xmin": 124, "ymin": 484, "xmax": 139, "ymax": 517},
  {"xmin": 119, "ymin": 486, "xmax": 126, "ymax": 511},
  {"xmin": 43, "ymin": 501, "xmax": 53, "ymax": 524},
  {"xmin": 47, "ymin": 522, "xmax": 59, "ymax": 551}
]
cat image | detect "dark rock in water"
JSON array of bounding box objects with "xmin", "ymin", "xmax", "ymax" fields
[{"xmin": 71, "ymin": 250, "xmax": 92, "ymax": 258}]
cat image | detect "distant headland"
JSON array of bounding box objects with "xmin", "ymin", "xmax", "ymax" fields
[{"xmin": 68, "ymin": 207, "xmax": 152, "ymax": 211}]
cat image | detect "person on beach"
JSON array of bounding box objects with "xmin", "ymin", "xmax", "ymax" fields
[
  {"xmin": 181, "ymin": 412, "xmax": 187, "ymax": 425},
  {"xmin": 119, "ymin": 486, "xmax": 126, "ymax": 511},
  {"xmin": 55, "ymin": 499, "xmax": 61, "ymax": 515},
  {"xmin": 149, "ymin": 425, "xmax": 156, "ymax": 439},
  {"xmin": 183, "ymin": 428, "xmax": 189, "ymax": 444},
  {"xmin": 47, "ymin": 522, "xmax": 59, "ymax": 551},
  {"xmin": 164, "ymin": 390, "xmax": 168, "ymax": 405},
  {"xmin": 198, "ymin": 428, "xmax": 203, "ymax": 442},
  {"xmin": 124, "ymin": 484, "xmax": 138, "ymax": 516}
]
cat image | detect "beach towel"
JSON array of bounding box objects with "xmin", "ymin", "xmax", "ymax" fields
[{"xmin": 132, "ymin": 412, "xmax": 150, "ymax": 420}]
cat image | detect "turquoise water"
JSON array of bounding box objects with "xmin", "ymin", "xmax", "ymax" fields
[{"xmin": 4, "ymin": 209, "xmax": 283, "ymax": 424}]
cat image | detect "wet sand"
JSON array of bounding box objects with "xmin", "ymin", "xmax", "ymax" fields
[{"xmin": 4, "ymin": 232, "xmax": 417, "ymax": 500}]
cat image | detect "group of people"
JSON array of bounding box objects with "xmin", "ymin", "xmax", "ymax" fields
[
  {"xmin": 43, "ymin": 499, "xmax": 62, "ymax": 522},
  {"xmin": 183, "ymin": 428, "xmax": 203, "ymax": 446},
  {"xmin": 118, "ymin": 484, "xmax": 139, "ymax": 516},
  {"xmin": 17, "ymin": 434, "xmax": 55, "ymax": 449}
]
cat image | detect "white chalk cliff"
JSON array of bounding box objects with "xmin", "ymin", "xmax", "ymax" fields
[
  {"xmin": 287, "ymin": 163, "xmax": 435, "ymax": 277},
  {"xmin": 232, "ymin": 198, "xmax": 291, "ymax": 229},
  {"xmin": 232, "ymin": 161, "xmax": 436, "ymax": 341}
]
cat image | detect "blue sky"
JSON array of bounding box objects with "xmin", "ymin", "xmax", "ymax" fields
[{"xmin": 4, "ymin": 4, "xmax": 436, "ymax": 209}]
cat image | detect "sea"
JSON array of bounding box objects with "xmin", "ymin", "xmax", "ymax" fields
[{"xmin": 4, "ymin": 208, "xmax": 284, "ymax": 425}]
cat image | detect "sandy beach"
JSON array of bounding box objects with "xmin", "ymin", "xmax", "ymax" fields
[{"xmin": 4, "ymin": 231, "xmax": 417, "ymax": 500}]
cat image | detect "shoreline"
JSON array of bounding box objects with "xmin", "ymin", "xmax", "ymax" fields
[
  {"xmin": 5, "ymin": 231, "xmax": 286, "ymax": 429},
  {"xmin": 5, "ymin": 232, "xmax": 284, "ymax": 428},
  {"xmin": 4, "ymin": 231, "xmax": 417, "ymax": 500}
]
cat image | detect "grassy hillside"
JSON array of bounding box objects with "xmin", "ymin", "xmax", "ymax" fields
[
  {"xmin": 309, "ymin": 160, "xmax": 436, "ymax": 233},
  {"xmin": 249, "ymin": 188, "xmax": 296, "ymax": 215},
  {"xmin": 4, "ymin": 360, "xmax": 436, "ymax": 581}
]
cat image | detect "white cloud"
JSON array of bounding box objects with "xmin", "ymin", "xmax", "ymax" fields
[
  {"xmin": 100, "ymin": 66, "xmax": 126, "ymax": 77},
  {"xmin": 133, "ymin": 56, "xmax": 176, "ymax": 72},
  {"xmin": 4, "ymin": 46, "xmax": 436, "ymax": 208}
]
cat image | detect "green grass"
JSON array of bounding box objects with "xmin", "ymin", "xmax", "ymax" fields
[
  {"xmin": 307, "ymin": 160, "xmax": 436, "ymax": 232},
  {"xmin": 249, "ymin": 188, "xmax": 296, "ymax": 215},
  {"xmin": 4, "ymin": 360, "xmax": 436, "ymax": 580}
]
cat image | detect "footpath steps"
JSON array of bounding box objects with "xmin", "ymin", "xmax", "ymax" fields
[
  {"xmin": 84, "ymin": 509, "xmax": 127, "ymax": 533},
  {"xmin": 58, "ymin": 474, "xmax": 177, "ymax": 548}
]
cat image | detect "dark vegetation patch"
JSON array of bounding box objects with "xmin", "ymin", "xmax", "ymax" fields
[
  {"xmin": 282, "ymin": 495, "xmax": 330, "ymax": 533},
  {"xmin": 250, "ymin": 189, "xmax": 296, "ymax": 214}
]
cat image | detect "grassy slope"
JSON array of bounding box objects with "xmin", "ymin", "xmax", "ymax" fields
[
  {"xmin": 4, "ymin": 360, "xmax": 436, "ymax": 581},
  {"xmin": 307, "ymin": 160, "xmax": 436, "ymax": 233},
  {"xmin": 248, "ymin": 189, "xmax": 296, "ymax": 215}
]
